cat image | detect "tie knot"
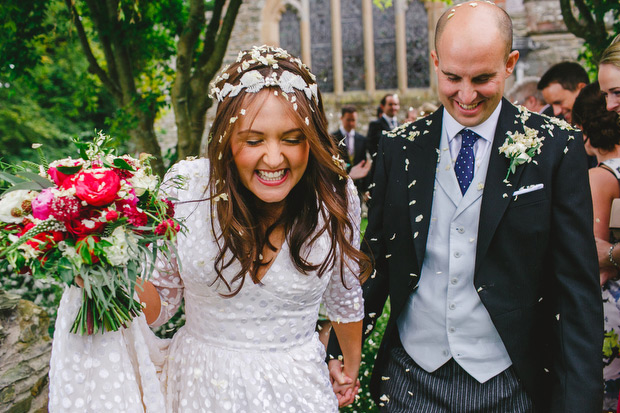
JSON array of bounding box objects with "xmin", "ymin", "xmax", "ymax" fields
[{"xmin": 460, "ymin": 129, "xmax": 480, "ymax": 148}]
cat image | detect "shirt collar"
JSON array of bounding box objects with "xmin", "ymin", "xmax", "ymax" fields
[
  {"xmin": 382, "ymin": 114, "xmax": 397, "ymax": 125},
  {"xmin": 444, "ymin": 100, "xmax": 502, "ymax": 143},
  {"xmin": 340, "ymin": 125, "xmax": 354, "ymax": 136}
]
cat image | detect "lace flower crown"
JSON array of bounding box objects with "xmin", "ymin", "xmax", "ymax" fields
[{"xmin": 209, "ymin": 45, "xmax": 319, "ymax": 104}]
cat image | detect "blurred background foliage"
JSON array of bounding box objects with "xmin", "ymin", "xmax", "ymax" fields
[{"xmin": 0, "ymin": 1, "xmax": 116, "ymax": 165}]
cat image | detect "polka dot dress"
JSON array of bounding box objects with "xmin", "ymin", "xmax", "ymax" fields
[
  {"xmin": 49, "ymin": 158, "xmax": 364, "ymax": 412},
  {"xmin": 455, "ymin": 129, "xmax": 481, "ymax": 194}
]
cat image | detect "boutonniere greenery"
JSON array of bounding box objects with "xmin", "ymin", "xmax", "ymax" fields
[{"xmin": 498, "ymin": 126, "xmax": 544, "ymax": 182}]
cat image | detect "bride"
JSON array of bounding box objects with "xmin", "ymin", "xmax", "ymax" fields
[{"xmin": 48, "ymin": 45, "xmax": 370, "ymax": 412}]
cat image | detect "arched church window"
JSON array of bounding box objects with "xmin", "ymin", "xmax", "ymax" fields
[
  {"xmin": 406, "ymin": 0, "xmax": 430, "ymax": 88},
  {"xmin": 278, "ymin": 4, "xmax": 302, "ymax": 59},
  {"xmin": 309, "ymin": 0, "xmax": 334, "ymax": 93},
  {"xmin": 341, "ymin": 0, "xmax": 365, "ymax": 92},
  {"xmin": 373, "ymin": 3, "xmax": 397, "ymax": 90}
]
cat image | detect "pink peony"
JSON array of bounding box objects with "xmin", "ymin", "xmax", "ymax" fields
[{"xmin": 31, "ymin": 188, "xmax": 55, "ymax": 220}]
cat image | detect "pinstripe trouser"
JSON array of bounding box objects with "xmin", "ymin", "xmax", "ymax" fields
[{"xmin": 378, "ymin": 345, "xmax": 534, "ymax": 412}]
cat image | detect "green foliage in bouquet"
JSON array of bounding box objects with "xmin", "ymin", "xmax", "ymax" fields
[{"xmin": 0, "ymin": 133, "xmax": 184, "ymax": 335}]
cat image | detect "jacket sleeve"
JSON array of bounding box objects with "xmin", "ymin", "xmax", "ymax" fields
[{"xmin": 546, "ymin": 127, "xmax": 603, "ymax": 412}]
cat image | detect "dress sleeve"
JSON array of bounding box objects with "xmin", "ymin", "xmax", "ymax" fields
[
  {"xmin": 148, "ymin": 163, "xmax": 185, "ymax": 328},
  {"xmin": 322, "ymin": 178, "xmax": 364, "ymax": 323}
]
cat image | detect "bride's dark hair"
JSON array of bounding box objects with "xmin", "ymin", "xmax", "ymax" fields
[{"xmin": 206, "ymin": 46, "xmax": 371, "ymax": 296}]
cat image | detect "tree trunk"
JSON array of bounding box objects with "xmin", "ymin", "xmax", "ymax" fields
[
  {"xmin": 129, "ymin": 113, "xmax": 165, "ymax": 177},
  {"xmin": 173, "ymin": 87, "xmax": 211, "ymax": 161}
]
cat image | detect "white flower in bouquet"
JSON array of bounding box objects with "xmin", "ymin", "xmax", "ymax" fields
[
  {"xmin": 102, "ymin": 227, "xmax": 137, "ymax": 266},
  {"xmin": 130, "ymin": 168, "xmax": 159, "ymax": 197},
  {"xmin": 58, "ymin": 240, "xmax": 82, "ymax": 269},
  {"xmin": 0, "ymin": 190, "xmax": 37, "ymax": 223}
]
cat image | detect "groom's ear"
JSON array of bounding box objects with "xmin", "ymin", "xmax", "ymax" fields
[
  {"xmin": 504, "ymin": 50, "xmax": 519, "ymax": 77},
  {"xmin": 431, "ymin": 50, "xmax": 439, "ymax": 73}
]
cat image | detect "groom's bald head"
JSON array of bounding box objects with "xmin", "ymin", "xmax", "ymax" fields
[{"xmin": 435, "ymin": 1, "xmax": 513, "ymax": 61}]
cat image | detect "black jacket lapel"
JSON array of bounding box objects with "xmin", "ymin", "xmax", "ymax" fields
[
  {"xmin": 406, "ymin": 109, "xmax": 443, "ymax": 271},
  {"xmin": 475, "ymin": 100, "xmax": 526, "ymax": 274}
]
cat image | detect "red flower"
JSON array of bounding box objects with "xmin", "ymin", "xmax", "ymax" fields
[
  {"xmin": 50, "ymin": 196, "xmax": 82, "ymax": 223},
  {"xmin": 105, "ymin": 209, "xmax": 119, "ymax": 222},
  {"xmin": 163, "ymin": 198, "xmax": 175, "ymax": 218},
  {"xmin": 73, "ymin": 168, "xmax": 121, "ymax": 207},
  {"xmin": 154, "ymin": 218, "xmax": 180, "ymax": 239},
  {"xmin": 48, "ymin": 164, "xmax": 80, "ymax": 186},
  {"xmin": 113, "ymin": 168, "xmax": 134, "ymax": 181},
  {"xmin": 64, "ymin": 209, "xmax": 107, "ymax": 237},
  {"xmin": 20, "ymin": 222, "xmax": 66, "ymax": 252},
  {"xmin": 117, "ymin": 201, "xmax": 148, "ymax": 227}
]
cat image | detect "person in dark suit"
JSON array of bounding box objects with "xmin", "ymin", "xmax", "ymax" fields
[
  {"xmin": 367, "ymin": 94, "xmax": 400, "ymax": 158},
  {"xmin": 331, "ymin": 106, "xmax": 369, "ymax": 172},
  {"xmin": 330, "ymin": 106, "xmax": 372, "ymax": 195},
  {"xmin": 328, "ymin": 2, "xmax": 603, "ymax": 411}
]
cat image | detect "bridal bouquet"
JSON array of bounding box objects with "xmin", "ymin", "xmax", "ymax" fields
[{"xmin": 0, "ymin": 133, "xmax": 182, "ymax": 335}]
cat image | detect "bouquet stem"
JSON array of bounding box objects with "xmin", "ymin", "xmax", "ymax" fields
[{"xmin": 71, "ymin": 286, "xmax": 142, "ymax": 335}]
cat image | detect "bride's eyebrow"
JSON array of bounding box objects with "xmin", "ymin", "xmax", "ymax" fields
[{"xmin": 237, "ymin": 128, "xmax": 303, "ymax": 136}]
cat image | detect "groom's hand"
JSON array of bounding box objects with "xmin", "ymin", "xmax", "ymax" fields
[{"xmin": 328, "ymin": 359, "xmax": 360, "ymax": 407}]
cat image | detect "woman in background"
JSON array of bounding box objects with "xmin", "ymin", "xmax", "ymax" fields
[{"xmin": 573, "ymin": 80, "xmax": 620, "ymax": 411}]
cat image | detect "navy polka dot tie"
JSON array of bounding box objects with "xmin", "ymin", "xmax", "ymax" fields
[{"xmin": 455, "ymin": 129, "xmax": 480, "ymax": 194}]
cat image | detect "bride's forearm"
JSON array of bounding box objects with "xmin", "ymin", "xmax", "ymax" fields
[{"xmin": 330, "ymin": 320, "xmax": 362, "ymax": 379}]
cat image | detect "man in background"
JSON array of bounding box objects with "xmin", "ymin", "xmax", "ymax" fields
[
  {"xmin": 330, "ymin": 105, "xmax": 371, "ymax": 191},
  {"xmin": 367, "ymin": 94, "xmax": 400, "ymax": 157},
  {"xmin": 537, "ymin": 61, "xmax": 589, "ymax": 124}
]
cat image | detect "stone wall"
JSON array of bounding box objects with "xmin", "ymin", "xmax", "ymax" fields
[{"xmin": 0, "ymin": 290, "xmax": 51, "ymax": 413}]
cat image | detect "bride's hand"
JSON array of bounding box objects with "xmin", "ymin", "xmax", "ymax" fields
[{"xmin": 328, "ymin": 359, "xmax": 360, "ymax": 407}]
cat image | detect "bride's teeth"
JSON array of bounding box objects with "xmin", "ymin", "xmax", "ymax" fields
[{"xmin": 258, "ymin": 170, "xmax": 285, "ymax": 180}]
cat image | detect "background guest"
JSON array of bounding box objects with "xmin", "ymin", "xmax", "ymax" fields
[
  {"xmin": 573, "ymin": 81, "xmax": 620, "ymax": 411},
  {"xmin": 599, "ymin": 34, "xmax": 620, "ymax": 115},
  {"xmin": 367, "ymin": 93, "xmax": 400, "ymax": 158},
  {"xmin": 537, "ymin": 61, "xmax": 589, "ymax": 123}
]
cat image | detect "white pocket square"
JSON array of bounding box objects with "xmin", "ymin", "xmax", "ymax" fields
[{"xmin": 513, "ymin": 183, "xmax": 544, "ymax": 197}]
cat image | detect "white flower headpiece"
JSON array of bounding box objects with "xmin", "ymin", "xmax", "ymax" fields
[
  {"xmin": 211, "ymin": 69, "xmax": 318, "ymax": 104},
  {"xmin": 209, "ymin": 45, "xmax": 319, "ymax": 105}
]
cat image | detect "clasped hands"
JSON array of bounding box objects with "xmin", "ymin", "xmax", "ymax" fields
[{"xmin": 328, "ymin": 359, "xmax": 360, "ymax": 407}]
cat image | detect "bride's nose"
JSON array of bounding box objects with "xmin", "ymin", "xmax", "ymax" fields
[{"xmin": 262, "ymin": 142, "xmax": 284, "ymax": 168}]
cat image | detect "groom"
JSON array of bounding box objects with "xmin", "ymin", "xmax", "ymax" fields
[{"xmin": 328, "ymin": 2, "xmax": 603, "ymax": 411}]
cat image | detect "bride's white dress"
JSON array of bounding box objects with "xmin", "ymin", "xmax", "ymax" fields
[{"xmin": 48, "ymin": 158, "xmax": 364, "ymax": 412}]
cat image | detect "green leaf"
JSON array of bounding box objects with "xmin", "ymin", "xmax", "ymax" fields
[
  {"xmin": 55, "ymin": 165, "xmax": 83, "ymax": 175},
  {"xmin": 16, "ymin": 171, "xmax": 54, "ymax": 188},
  {"xmin": 58, "ymin": 257, "xmax": 75, "ymax": 285},
  {"xmin": 112, "ymin": 157, "xmax": 135, "ymax": 171},
  {"xmin": 1, "ymin": 181, "xmax": 44, "ymax": 194},
  {"xmin": 0, "ymin": 171, "xmax": 27, "ymax": 185}
]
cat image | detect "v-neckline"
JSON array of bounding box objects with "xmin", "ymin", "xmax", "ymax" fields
[{"xmin": 254, "ymin": 238, "xmax": 287, "ymax": 284}]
